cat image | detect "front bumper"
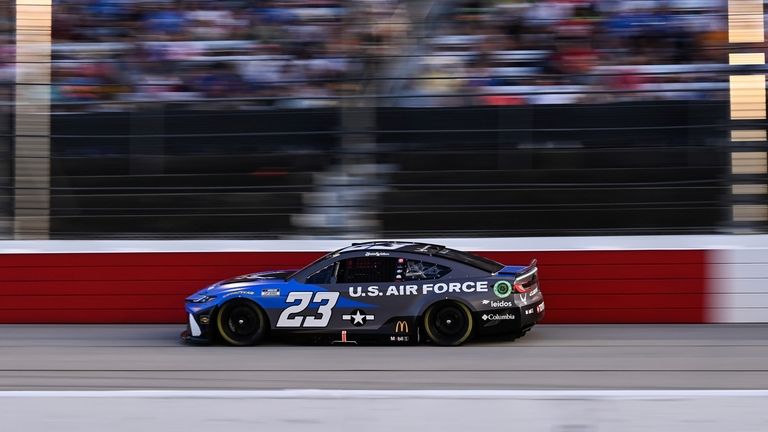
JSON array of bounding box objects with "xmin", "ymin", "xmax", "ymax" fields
[{"xmin": 181, "ymin": 307, "xmax": 215, "ymax": 344}]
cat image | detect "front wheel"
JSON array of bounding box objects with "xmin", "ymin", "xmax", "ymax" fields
[
  {"xmin": 423, "ymin": 301, "xmax": 474, "ymax": 346},
  {"xmin": 216, "ymin": 300, "xmax": 268, "ymax": 346}
]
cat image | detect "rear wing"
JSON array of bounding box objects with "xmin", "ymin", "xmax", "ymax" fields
[
  {"xmin": 510, "ymin": 259, "xmax": 538, "ymax": 292},
  {"xmin": 514, "ymin": 259, "xmax": 537, "ymax": 283}
]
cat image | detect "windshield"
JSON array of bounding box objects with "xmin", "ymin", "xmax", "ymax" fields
[{"xmin": 288, "ymin": 251, "xmax": 333, "ymax": 279}]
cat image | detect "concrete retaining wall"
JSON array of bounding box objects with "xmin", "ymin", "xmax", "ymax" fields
[{"xmin": 0, "ymin": 235, "xmax": 765, "ymax": 324}]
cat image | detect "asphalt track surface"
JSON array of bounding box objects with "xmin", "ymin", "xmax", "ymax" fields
[{"xmin": 1, "ymin": 324, "xmax": 767, "ymax": 390}]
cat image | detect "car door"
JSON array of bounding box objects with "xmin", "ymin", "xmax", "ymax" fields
[
  {"xmin": 285, "ymin": 254, "xmax": 459, "ymax": 333},
  {"xmin": 297, "ymin": 255, "xmax": 400, "ymax": 331}
]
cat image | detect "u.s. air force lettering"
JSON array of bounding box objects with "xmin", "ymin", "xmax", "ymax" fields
[{"xmin": 348, "ymin": 281, "xmax": 489, "ymax": 297}]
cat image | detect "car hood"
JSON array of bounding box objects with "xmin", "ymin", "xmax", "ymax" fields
[{"xmin": 204, "ymin": 270, "xmax": 296, "ymax": 295}]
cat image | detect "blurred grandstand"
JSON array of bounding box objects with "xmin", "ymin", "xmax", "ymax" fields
[
  {"xmin": 49, "ymin": 0, "xmax": 731, "ymax": 109},
  {"xmin": 2, "ymin": 0, "xmax": 764, "ymax": 239}
]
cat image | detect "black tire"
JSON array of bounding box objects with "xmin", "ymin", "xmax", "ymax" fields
[
  {"xmin": 423, "ymin": 301, "xmax": 474, "ymax": 346},
  {"xmin": 216, "ymin": 300, "xmax": 268, "ymax": 346}
]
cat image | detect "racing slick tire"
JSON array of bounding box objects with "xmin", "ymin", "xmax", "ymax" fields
[
  {"xmin": 216, "ymin": 299, "xmax": 268, "ymax": 346},
  {"xmin": 423, "ymin": 301, "xmax": 474, "ymax": 346}
]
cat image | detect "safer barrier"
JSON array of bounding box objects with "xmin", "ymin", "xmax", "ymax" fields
[{"xmin": 0, "ymin": 236, "xmax": 765, "ymax": 324}]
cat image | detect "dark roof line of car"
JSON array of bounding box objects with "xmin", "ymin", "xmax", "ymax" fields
[
  {"xmin": 336, "ymin": 241, "xmax": 505, "ymax": 273},
  {"xmin": 341, "ymin": 241, "xmax": 445, "ymax": 253}
]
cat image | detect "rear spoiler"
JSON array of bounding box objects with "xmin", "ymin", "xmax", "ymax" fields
[
  {"xmin": 513, "ymin": 259, "xmax": 538, "ymax": 283},
  {"xmin": 496, "ymin": 259, "xmax": 537, "ymax": 277},
  {"xmin": 495, "ymin": 260, "xmax": 538, "ymax": 292}
]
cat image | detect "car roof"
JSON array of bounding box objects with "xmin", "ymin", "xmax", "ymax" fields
[
  {"xmin": 330, "ymin": 241, "xmax": 505, "ymax": 274},
  {"xmin": 333, "ymin": 241, "xmax": 445, "ymax": 256}
]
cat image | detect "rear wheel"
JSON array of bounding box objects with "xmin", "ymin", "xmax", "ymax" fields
[
  {"xmin": 216, "ymin": 300, "xmax": 268, "ymax": 346},
  {"xmin": 423, "ymin": 301, "xmax": 474, "ymax": 346}
]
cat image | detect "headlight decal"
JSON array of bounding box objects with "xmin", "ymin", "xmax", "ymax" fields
[{"xmin": 188, "ymin": 295, "xmax": 216, "ymax": 303}]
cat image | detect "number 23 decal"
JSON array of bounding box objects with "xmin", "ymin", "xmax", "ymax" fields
[{"xmin": 276, "ymin": 291, "xmax": 339, "ymax": 328}]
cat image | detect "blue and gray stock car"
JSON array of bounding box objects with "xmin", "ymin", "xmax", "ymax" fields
[{"xmin": 183, "ymin": 241, "xmax": 544, "ymax": 346}]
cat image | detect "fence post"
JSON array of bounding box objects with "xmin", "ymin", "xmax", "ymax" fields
[
  {"xmin": 0, "ymin": 83, "xmax": 10, "ymax": 239},
  {"xmin": 13, "ymin": 0, "xmax": 52, "ymax": 239},
  {"xmin": 727, "ymin": 0, "xmax": 768, "ymax": 232}
]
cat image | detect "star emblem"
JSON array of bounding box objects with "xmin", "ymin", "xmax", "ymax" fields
[
  {"xmin": 351, "ymin": 310, "xmax": 366, "ymax": 325},
  {"xmin": 342, "ymin": 309, "xmax": 375, "ymax": 327}
]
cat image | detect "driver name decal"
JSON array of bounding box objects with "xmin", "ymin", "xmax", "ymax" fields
[{"xmin": 348, "ymin": 281, "xmax": 488, "ymax": 297}]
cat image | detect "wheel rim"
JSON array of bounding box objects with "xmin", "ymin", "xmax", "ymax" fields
[
  {"xmin": 426, "ymin": 303, "xmax": 472, "ymax": 345},
  {"xmin": 219, "ymin": 303, "xmax": 263, "ymax": 344},
  {"xmin": 433, "ymin": 306, "xmax": 465, "ymax": 337},
  {"xmin": 227, "ymin": 306, "xmax": 259, "ymax": 336}
]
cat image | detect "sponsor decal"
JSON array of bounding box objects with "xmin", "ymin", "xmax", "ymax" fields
[
  {"xmin": 344, "ymin": 243, "xmax": 402, "ymax": 252},
  {"xmin": 223, "ymin": 290, "xmax": 255, "ymax": 298},
  {"xmin": 519, "ymin": 292, "xmax": 528, "ymax": 305},
  {"xmin": 390, "ymin": 336, "xmax": 410, "ymax": 342},
  {"xmin": 342, "ymin": 309, "xmax": 375, "ymax": 326},
  {"xmin": 199, "ymin": 316, "xmax": 210, "ymax": 324},
  {"xmin": 524, "ymin": 308, "xmax": 534, "ymax": 315},
  {"xmin": 536, "ymin": 302, "xmax": 545, "ymax": 313},
  {"xmin": 365, "ymin": 252, "xmax": 390, "ymax": 257},
  {"xmin": 261, "ymin": 288, "xmax": 280, "ymax": 297},
  {"xmin": 481, "ymin": 313, "xmax": 516, "ymax": 321},
  {"xmin": 493, "ymin": 281, "xmax": 512, "ymax": 299},
  {"xmin": 519, "ymin": 287, "xmax": 540, "ymax": 305},
  {"xmin": 395, "ymin": 320, "xmax": 409, "ymax": 334},
  {"xmin": 481, "ymin": 299, "xmax": 514, "ymax": 308},
  {"xmin": 491, "ymin": 300, "xmax": 514, "ymax": 308},
  {"xmin": 348, "ymin": 281, "xmax": 488, "ymax": 297}
]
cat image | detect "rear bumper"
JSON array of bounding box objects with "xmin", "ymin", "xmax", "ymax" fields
[{"xmin": 475, "ymin": 299, "xmax": 545, "ymax": 336}]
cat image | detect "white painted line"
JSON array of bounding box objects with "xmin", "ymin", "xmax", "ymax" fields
[
  {"xmin": 1, "ymin": 390, "xmax": 768, "ymax": 399},
  {"xmin": 2, "ymin": 235, "xmax": 768, "ymax": 254}
]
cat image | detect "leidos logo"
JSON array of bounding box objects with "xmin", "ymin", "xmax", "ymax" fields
[
  {"xmin": 482, "ymin": 299, "xmax": 514, "ymax": 308},
  {"xmin": 490, "ymin": 300, "xmax": 513, "ymax": 308},
  {"xmin": 395, "ymin": 320, "xmax": 409, "ymax": 334}
]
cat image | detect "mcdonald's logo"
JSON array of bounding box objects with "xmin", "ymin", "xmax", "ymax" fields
[{"xmin": 395, "ymin": 320, "xmax": 409, "ymax": 334}]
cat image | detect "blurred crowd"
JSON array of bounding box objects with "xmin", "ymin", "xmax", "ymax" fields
[
  {"xmin": 45, "ymin": 0, "xmax": 731, "ymax": 109},
  {"xmin": 410, "ymin": 0, "xmax": 729, "ymax": 105},
  {"xmin": 0, "ymin": 4, "xmax": 12, "ymax": 107}
]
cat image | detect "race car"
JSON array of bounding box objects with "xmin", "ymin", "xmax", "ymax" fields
[{"xmin": 182, "ymin": 241, "xmax": 544, "ymax": 346}]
